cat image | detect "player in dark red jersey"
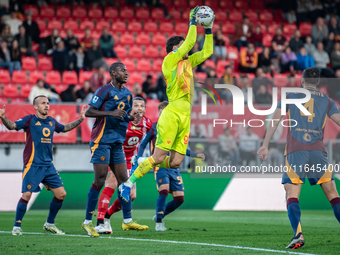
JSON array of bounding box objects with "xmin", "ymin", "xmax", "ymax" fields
[{"xmin": 95, "ymin": 97, "xmax": 152, "ymax": 234}]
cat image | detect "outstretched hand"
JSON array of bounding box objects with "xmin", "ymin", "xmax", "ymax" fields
[
  {"xmin": 257, "ymin": 146, "xmax": 268, "ymax": 161},
  {"xmin": 189, "ymin": 6, "xmax": 200, "ymax": 22},
  {"xmin": 203, "ymin": 15, "xmax": 215, "ymax": 29},
  {"xmin": 80, "ymin": 105, "xmax": 86, "ymax": 120},
  {"xmin": 111, "ymin": 109, "xmax": 126, "ymax": 118},
  {"xmin": 197, "ymin": 153, "xmax": 205, "ymax": 160},
  {"xmin": 0, "ymin": 105, "xmax": 5, "ymax": 118}
]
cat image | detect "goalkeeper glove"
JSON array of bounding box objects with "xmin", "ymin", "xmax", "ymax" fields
[
  {"xmin": 203, "ymin": 15, "xmax": 215, "ymax": 29},
  {"xmin": 189, "ymin": 6, "xmax": 200, "ymax": 24}
]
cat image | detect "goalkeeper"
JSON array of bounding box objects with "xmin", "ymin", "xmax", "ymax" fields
[{"xmin": 119, "ymin": 6, "xmax": 214, "ymax": 202}]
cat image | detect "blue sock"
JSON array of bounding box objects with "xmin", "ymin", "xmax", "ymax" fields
[
  {"xmin": 47, "ymin": 197, "xmax": 63, "ymax": 224},
  {"xmin": 14, "ymin": 198, "xmax": 28, "ymax": 227},
  {"xmin": 164, "ymin": 196, "xmax": 184, "ymax": 217},
  {"xmin": 330, "ymin": 197, "xmax": 340, "ymax": 223},
  {"xmin": 156, "ymin": 190, "xmax": 168, "ymax": 222},
  {"xmin": 287, "ymin": 198, "xmax": 301, "ymax": 236},
  {"xmin": 85, "ymin": 184, "xmax": 101, "ymax": 221},
  {"xmin": 118, "ymin": 188, "xmax": 132, "ymax": 219}
]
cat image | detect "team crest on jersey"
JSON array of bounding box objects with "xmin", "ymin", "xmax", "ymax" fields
[
  {"xmin": 100, "ymin": 156, "xmax": 106, "ymax": 161},
  {"xmin": 127, "ymin": 95, "xmax": 131, "ymax": 101},
  {"xmin": 43, "ymin": 128, "xmax": 51, "ymax": 137},
  {"xmin": 49, "ymin": 121, "xmax": 53, "ymax": 127},
  {"xmin": 27, "ymin": 185, "xmax": 32, "ymax": 189},
  {"xmin": 92, "ymin": 96, "xmax": 99, "ymax": 103},
  {"xmin": 158, "ymin": 179, "xmax": 162, "ymax": 183},
  {"xmin": 303, "ymin": 133, "xmax": 311, "ymax": 142}
]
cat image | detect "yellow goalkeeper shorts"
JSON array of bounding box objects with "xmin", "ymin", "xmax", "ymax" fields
[{"xmin": 155, "ymin": 104, "xmax": 190, "ymax": 155}]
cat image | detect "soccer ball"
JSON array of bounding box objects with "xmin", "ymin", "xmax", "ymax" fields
[{"xmin": 196, "ymin": 6, "xmax": 215, "ymax": 27}]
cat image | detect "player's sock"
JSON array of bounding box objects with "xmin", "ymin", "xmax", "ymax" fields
[
  {"xmin": 85, "ymin": 184, "xmax": 102, "ymax": 221},
  {"xmin": 14, "ymin": 198, "xmax": 28, "ymax": 227},
  {"xmin": 117, "ymin": 188, "xmax": 132, "ymax": 223},
  {"xmin": 106, "ymin": 198, "xmax": 122, "ymax": 219},
  {"xmin": 157, "ymin": 156, "xmax": 170, "ymax": 168},
  {"xmin": 97, "ymin": 187, "xmax": 115, "ymax": 224},
  {"xmin": 287, "ymin": 198, "xmax": 302, "ymax": 236},
  {"xmin": 330, "ymin": 197, "xmax": 340, "ymax": 223},
  {"xmin": 47, "ymin": 197, "xmax": 63, "ymax": 224},
  {"xmin": 156, "ymin": 190, "xmax": 168, "ymax": 222},
  {"xmin": 164, "ymin": 196, "xmax": 184, "ymax": 217},
  {"xmin": 129, "ymin": 156, "xmax": 157, "ymax": 184}
]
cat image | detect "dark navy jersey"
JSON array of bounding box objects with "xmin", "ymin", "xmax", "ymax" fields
[
  {"xmin": 89, "ymin": 83, "xmax": 132, "ymax": 144},
  {"xmin": 277, "ymin": 88, "xmax": 339, "ymax": 155},
  {"xmin": 15, "ymin": 114, "xmax": 65, "ymax": 167}
]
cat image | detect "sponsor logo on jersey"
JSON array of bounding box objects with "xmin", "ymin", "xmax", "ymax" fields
[
  {"xmin": 127, "ymin": 95, "xmax": 131, "ymax": 101},
  {"xmin": 167, "ymin": 140, "xmax": 171, "ymax": 144},
  {"xmin": 128, "ymin": 136, "xmax": 140, "ymax": 146},
  {"xmin": 92, "ymin": 96, "xmax": 99, "ymax": 103},
  {"xmin": 131, "ymin": 126, "xmax": 141, "ymax": 130},
  {"xmin": 114, "ymin": 95, "xmax": 119, "ymax": 100},
  {"xmin": 157, "ymin": 211, "xmax": 164, "ymax": 214},
  {"xmin": 35, "ymin": 121, "xmax": 41, "ymax": 126}
]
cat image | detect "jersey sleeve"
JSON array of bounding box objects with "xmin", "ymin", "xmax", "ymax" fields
[
  {"xmin": 89, "ymin": 88, "xmax": 109, "ymax": 109},
  {"xmin": 328, "ymin": 98, "xmax": 340, "ymax": 117},
  {"xmin": 14, "ymin": 115, "xmax": 33, "ymax": 131},
  {"xmin": 188, "ymin": 30, "xmax": 214, "ymax": 68},
  {"xmin": 186, "ymin": 148, "xmax": 198, "ymax": 158},
  {"xmin": 137, "ymin": 128, "xmax": 153, "ymax": 157},
  {"xmin": 52, "ymin": 117, "xmax": 65, "ymax": 133}
]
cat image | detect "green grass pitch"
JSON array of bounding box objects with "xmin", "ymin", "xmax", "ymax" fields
[{"xmin": 0, "ymin": 209, "xmax": 339, "ymax": 255}]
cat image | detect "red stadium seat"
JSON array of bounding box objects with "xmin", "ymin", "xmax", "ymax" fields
[
  {"xmin": 168, "ymin": 8, "xmax": 181, "ymax": 19},
  {"xmin": 74, "ymin": 31, "xmax": 84, "ymax": 40},
  {"xmin": 204, "ymin": 0, "xmax": 218, "ymax": 9},
  {"xmin": 112, "ymin": 20, "xmax": 126, "ymax": 32},
  {"xmin": 104, "ymin": 71, "xmax": 111, "ymax": 82},
  {"xmin": 144, "ymin": 20, "xmax": 158, "ymax": 32},
  {"xmin": 244, "ymin": 9, "xmax": 258, "ymax": 22},
  {"xmin": 160, "ymin": 21, "xmax": 173, "ymax": 33},
  {"xmin": 235, "ymin": 0, "xmax": 248, "ymax": 9},
  {"xmin": 0, "ymin": 70, "xmax": 10, "ymax": 84},
  {"xmin": 128, "ymin": 20, "xmax": 142, "ymax": 32},
  {"xmin": 38, "ymin": 57, "xmax": 53, "ymax": 71},
  {"xmin": 120, "ymin": 32, "xmax": 135, "ymax": 45},
  {"xmin": 274, "ymin": 74, "xmax": 288, "ymax": 87},
  {"xmin": 152, "ymin": 33, "xmax": 166, "ymax": 46},
  {"xmin": 260, "ymin": 10, "xmax": 274, "ymax": 22},
  {"xmin": 250, "ymin": 0, "xmax": 264, "ymax": 9},
  {"xmin": 174, "ymin": 0, "xmax": 187, "ymax": 8},
  {"xmin": 268, "ymin": 23, "xmax": 279, "ymax": 35},
  {"xmin": 299, "ymin": 22, "xmax": 312, "ymax": 36},
  {"xmin": 253, "ymin": 22, "xmax": 266, "ymax": 33},
  {"xmin": 189, "ymin": 0, "xmax": 202, "ymax": 8},
  {"xmin": 137, "ymin": 59, "xmax": 151, "ymax": 72},
  {"xmin": 89, "ymin": 6, "xmax": 103, "ymax": 18},
  {"xmin": 175, "ymin": 22, "xmax": 189, "ymax": 33},
  {"xmin": 80, "ymin": 19, "xmax": 95, "ymax": 30},
  {"xmin": 91, "ymin": 31, "xmax": 101, "ymax": 40},
  {"xmin": 72, "ymin": 6, "xmax": 87, "ymax": 18},
  {"xmin": 12, "ymin": 71, "xmax": 27, "ymax": 84},
  {"xmin": 229, "ymin": 10, "xmax": 243, "ymax": 22},
  {"xmin": 79, "ymin": 71, "xmax": 93, "ymax": 84},
  {"xmin": 20, "ymin": 84, "xmax": 33, "ymax": 98},
  {"xmin": 24, "ymin": 5, "xmax": 39, "ymax": 17},
  {"xmin": 217, "ymin": 60, "xmax": 231, "ymax": 74},
  {"xmin": 128, "ymin": 72, "xmax": 143, "ymax": 84},
  {"xmin": 196, "ymin": 72, "xmax": 208, "ymax": 80},
  {"xmin": 222, "ymin": 22, "xmax": 235, "ymax": 34},
  {"xmin": 47, "ymin": 18, "xmax": 62, "ymax": 30},
  {"xmin": 220, "ymin": 1, "xmax": 233, "ymax": 8},
  {"xmin": 153, "ymin": 58, "xmax": 163, "ymax": 72},
  {"xmin": 145, "ymin": 45, "xmax": 159, "ymax": 58},
  {"xmin": 204, "ymin": 59, "xmax": 216, "ymax": 69},
  {"xmin": 283, "ymin": 23, "xmax": 297, "ymax": 35},
  {"xmin": 29, "ymin": 70, "xmax": 44, "ymax": 84},
  {"xmin": 56, "ymin": 6, "xmax": 71, "ymax": 18},
  {"xmin": 151, "ymin": 8, "xmax": 165, "ymax": 20},
  {"xmin": 215, "ymin": 10, "xmax": 227, "ymax": 22},
  {"xmin": 36, "ymin": 18, "xmax": 46, "ymax": 30},
  {"xmin": 104, "ymin": 7, "xmax": 118, "ymax": 19},
  {"xmin": 123, "ymin": 58, "xmax": 136, "ymax": 71},
  {"xmin": 227, "ymin": 46, "xmax": 239, "ymax": 60},
  {"xmin": 54, "ymin": 84, "xmax": 67, "ymax": 94},
  {"xmin": 64, "ymin": 18, "xmax": 78, "ymax": 30},
  {"xmin": 22, "ymin": 57, "xmax": 36, "ymax": 70},
  {"xmin": 182, "ymin": 9, "xmax": 190, "ymax": 20},
  {"xmin": 135, "ymin": 7, "xmax": 150, "ymax": 19},
  {"xmin": 40, "ymin": 5, "xmax": 55, "ymax": 17},
  {"xmin": 129, "ymin": 45, "xmax": 143, "ymax": 58},
  {"xmin": 136, "ymin": 32, "xmax": 151, "ymax": 45},
  {"xmin": 3, "ymin": 84, "xmax": 19, "ymax": 98},
  {"xmin": 105, "ymin": 58, "xmax": 118, "ymax": 67},
  {"xmin": 262, "ymin": 34, "xmax": 273, "ymax": 47},
  {"xmin": 120, "ymin": 6, "xmax": 134, "ymax": 19},
  {"xmin": 96, "ymin": 19, "xmax": 111, "ymax": 30},
  {"xmin": 62, "ymin": 71, "xmax": 78, "ymax": 85},
  {"xmin": 115, "ymin": 45, "xmax": 128, "ymax": 58},
  {"xmin": 45, "ymin": 71, "xmax": 62, "ymax": 85}
]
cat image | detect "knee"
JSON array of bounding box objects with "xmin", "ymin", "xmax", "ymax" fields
[
  {"xmin": 173, "ymin": 196, "xmax": 184, "ymax": 204},
  {"xmin": 22, "ymin": 192, "xmax": 32, "ymax": 201},
  {"xmin": 131, "ymin": 194, "xmax": 136, "ymax": 201},
  {"xmin": 169, "ymin": 161, "xmax": 181, "ymax": 169},
  {"xmin": 57, "ymin": 190, "xmax": 67, "ymax": 200},
  {"xmin": 95, "ymin": 176, "xmax": 107, "ymax": 188}
]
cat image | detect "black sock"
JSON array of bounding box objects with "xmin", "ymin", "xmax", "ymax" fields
[
  {"xmin": 104, "ymin": 212, "xmax": 111, "ymax": 219},
  {"xmin": 97, "ymin": 219, "xmax": 104, "ymax": 225}
]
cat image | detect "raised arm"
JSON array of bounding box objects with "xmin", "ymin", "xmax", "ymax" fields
[
  {"xmin": 0, "ymin": 105, "xmax": 17, "ymax": 130},
  {"xmin": 62, "ymin": 105, "xmax": 86, "ymax": 132}
]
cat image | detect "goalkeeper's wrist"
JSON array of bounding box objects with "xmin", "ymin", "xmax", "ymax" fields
[
  {"xmin": 205, "ymin": 28, "xmax": 212, "ymax": 34},
  {"xmin": 189, "ymin": 20, "xmax": 197, "ymax": 26}
]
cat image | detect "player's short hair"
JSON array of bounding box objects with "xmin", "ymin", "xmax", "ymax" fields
[
  {"xmin": 166, "ymin": 36, "xmax": 185, "ymax": 54},
  {"xmin": 133, "ymin": 96, "xmax": 145, "ymax": 103},
  {"xmin": 302, "ymin": 67, "xmax": 320, "ymax": 86},
  {"xmin": 33, "ymin": 95, "xmax": 48, "ymax": 106},
  {"xmin": 158, "ymin": 101, "xmax": 169, "ymax": 110},
  {"xmin": 109, "ymin": 62, "xmax": 125, "ymax": 78}
]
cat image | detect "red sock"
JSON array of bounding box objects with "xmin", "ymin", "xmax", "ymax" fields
[
  {"xmin": 97, "ymin": 187, "xmax": 115, "ymax": 220},
  {"xmin": 107, "ymin": 198, "xmax": 122, "ymax": 216}
]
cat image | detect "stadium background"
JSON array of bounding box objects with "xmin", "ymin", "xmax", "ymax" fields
[{"xmin": 1, "ymin": 0, "xmax": 340, "ymax": 213}]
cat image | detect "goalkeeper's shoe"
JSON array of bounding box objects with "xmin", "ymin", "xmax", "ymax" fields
[
  {"xmin": 119, "ymin": 183, "xmax": 131, "ymax": 202},
  {"xmin": 95, "ymin": 218, "xmax": 112, "ymax": 234},
  {"xmin": 82, "ymin": 222, "xmax": 99, "ymax": 237},
  {"xmin": 286, "ymin": 233, "xmax": 305, "ymax": 249},
  {"xmin": 12, "ymin": 227, "xmax": 22, "ymax": 235},
  {"xmin": 122, "ymin": 221, "xmax": 149, "ymax": 231},
  {"xmin": 153, "ymin": 215, "xmax": 167, "ymax": 231},
  {"xmin": 43, "ymin": 222, "xmax": 65, "ymax": 235}
]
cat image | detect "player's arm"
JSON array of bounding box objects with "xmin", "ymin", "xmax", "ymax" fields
[
  {"xmin": 85, "ymin": 105, "xmax": 126, "ymax": 118},
  {"xmin": 186, "ymin": 148, "xmax": 205, "ymax": 160},
  {"xmin": 328, "ymin": 98, "xmax": 340, "ymax": 125},
  {"xmin": 137, "ymin": 127, "xmax": 154, "ymax": 157},
  {"xmin": 62, "ymin": 105, "xmax": 86, "ymax": 132},
  {"xmin": 0, "ymin": 105, "xmax": 17, "ymax": 130}
]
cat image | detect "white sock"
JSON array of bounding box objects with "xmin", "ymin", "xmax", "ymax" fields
[
  {"xmin": 125, "ymin": 180, "xmax": 133, "ymax": 188},
  {"xmin": 13, "ymin": 226, "xmax": 21, "ymax": 230},
  {"xmin": 45, "ymin": 222, "xmax": 53, "ymax": 226},
  {"xmin": 124, "ymin": 218, "xmax": 132, "ymax": 224},
  {"xmin": 83, "ymin": 219, "xmax": 92, "ymax": 224},
  {"xmin": 137, "ymin": 157, "xmax": 146, "ymax": 165}
]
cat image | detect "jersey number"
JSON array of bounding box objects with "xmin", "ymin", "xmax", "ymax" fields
[
  {"xmin": 177, "ymin": 176, "xmax": 183, "ymax": 185},
  {"xmin": 118, "ymin": 102, "xmax": 125, "ymax": 110},
  {"xmin": 300, "ymin": 98, "xmax": 315, "ymax": 122}
]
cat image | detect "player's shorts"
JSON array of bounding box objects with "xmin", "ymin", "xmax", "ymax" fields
[
  {"xmin": 90, "ymin": 142, "xmax": 125, "ymax": 165},
  {"xmin": 155, "ymin": 104, "xmax": 190, "ymax": 155},
  {"xmin": 22, "ymin": 164, "xmax": 63, "ymax": 193},
  {"xmin": 282, "ymin": 150, "xmax": 334, "ymax": 185},
  {"xmin": 155, "ymin": 167, "xmax": 184, "ymax": 192}
]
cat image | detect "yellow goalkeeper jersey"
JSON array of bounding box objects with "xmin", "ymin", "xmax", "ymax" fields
[{"xmin": 162, "ymin": 24, "xmax": 213, "ymax": 114}]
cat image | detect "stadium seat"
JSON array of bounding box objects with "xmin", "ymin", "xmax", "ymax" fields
[
  {"xmin": 20, "ymin": 84, "xmax": 33, "ymax": 98},
  {"xmin": 46, "ymin": 71, "xmax": 62, "ymax": 85},
  {"xmin": 91, "ymin": 31, "xmax": 101, "ymax": 40},
  {"xmin": 40, "ymin": 29, "xmax": 50, "ymax": 38},
  {"xmin": 123, "ymin": 58, "xmax": 136, "ymax": 71},
  {"xmin": 182, "ymin": 9, "xmax": 190, "ymax": 20},
  {"xmin": 145, "ymin": 45, "xmax": 159, "ymax": 58},
  {"xmin": 204, "ymin": 0, "xmax": 218, "ymax": 9},
  {"xmin": 129, "ymin": 45, "xmax": 143, "ymax": 58},
  {"xmin": 89, "ymin": 6, "xmax": 103, "ymax": 18},
  {"xmin": 262, "ymin": 34, "xmax": 273, "ymax": 47},
  {"xmin": 28, "ymin": 70, "xmax": 44, "ymax": 84},
  {"xmin": 196, "ymin": 72, "xmax": 208, "ymax": 80},
  {"xmin": 215, "ymin": 10, "xmax": 227, "ymax": 22},
  {"xmin": 175, "ymin": 22, "xmax": 189, "ymax": 33},
  {"xmin": 144, "ymin": 20, "xmax": 158, "ymax": 32},
  {"xmin": 72, "ymin": 6, "xmax": 87, "ymax": 18},
  {"xmin": 153, "ymin": 58, "xmax": 163, "ymax": 72},
  {"xmin": 120, "ymin": 6, "xmax": 134, "ymax": 19},
  {"xmin": 0, "ymin": 97, "xmax": 8, "ymax": 104},
  {"xmin": 137, "ymin": 59, "xmax": 151, "ymax": 72},
  {"xmin": 80, "ymin": 19, "xmax": 95, "ymax": 30},
  {"xmin": 12, "ymin": 71, "xmax": 27, "ymax": 84},
  {"xmin": 128, "ymin": 72, "xmax": 143, "ymax": 84},
  {"xmin": 56, "ymin": 6, "xmax": 71, "ymax": 18},
  {"xmin": 96, "ymin": 19, "xmax": 111, "ymax": 30},
  {"xmin": 3, "ymin": 84, "xmax": 19, "ymax": 98},
  {"xmin": 64, "ymin": 18, "xmax": 78, "ymax": 30},
  {"xmin": 204, "ymin": 59, "xmax": 216, "ymax": 69},
  {"xmin": 38, "ymin": 57, "xmax": 53, "ymax": 71},
  {"xmin": 105, "ymin": 58, "xmax": 118, "ymax": 67},
  {"xmin": 274, "ymin": 74, "xmax": 288, "ymax": 87},
  {"xmin": 189, "ymin": 0, "xmax": 202, "ymax": 8},
  {"xmin": 128, "ymin": 20, "xmax": 142, "ymax": 32},
  {"xmin": 47, "ymin": 18, "xmax": 62, "ymax": 30},
  {"xmin": 235, "ymin": 0, "xmax": 248, "ymax": 9},
  {"xmin": 135, "ymin": 7, "xmax": 150, "ymax": 19},
  {"xmin": 217, "ymin": 60, "xmax": 231, "ymax": 74},
  {"xmin": 299, "ymin": 22, "xmax": 312, "ymax": 36},
  {"xmin": 112, "ymin": 20, "xmax": 126, "ymax": 32},
  {"xmin": 24, "ymin": 5, "xmax": 39, "ymax": 17},
  {"xmin": 79, "ymin": 71, "xmax": 93, "ymax": 84},
  {"xmin": 120, "ymin": 32, "xmax": 135, "ymax": 45},
  {"xmin": 168, "ymin": 8, "xmax": 181, "ymax": 19},
  {"xmin": 151, "ymin": 33, "xmax": 166, "ymax": 46},
  {"xmin": 74, "ymin": 30, "xmax": 85, "ymax": 40},
  {"xmin": 253, "ymin": 22, "xmax": 266, "ymax": 33},
  {"xmin": 259, "ymin": 10, "xmax": 274, "ymax": 22},
  {"xmin": 115, "ymin": 45, "xmax": 128, "ymax": 58},
  {"xmin": 244, "ymin": 9, "xmax": 258, "ymax": 22},
  {"xmin": 40, "ymin": 5, "xmax": 55, "ymax": 17},
  {"xmin": 36, "ymin": 18, "xmax": 46, "ymax": 30},
  {"xmin": 104, "ymin": 71, "xmax": 111, "ymax": 82},
  {"xmin": 220, "ymin": 1, "xmax": 233, "ymax": 8},
  {"xmin": 268, "ymin": 23, "xmax": 279, "ymax": 35},
  {"xmin": 62, "ymin": 71, "xmax": 78, "ymax": 85},
  {"xmin": 227, "ymin": 46, "xmax": 239, "ymax": 60},
  {"xmin": 174, "ymin": 0, "xmax": 187, "ymax": 8},
  {"xmin": 151, "ymin": 8, "xmax": 165, "ymax": 20},
  {"xmin": 250, "ymin": 0, "xmax": 264, "ymax": 9},
  {"xmin": 222, "ymin": 22, "xmax": 235, "ymax": 34},
  {"xmin": 54, "ymin": 84, "xmax": 67, "ymax": 94},
  {"xmin": 104, "ymin": 7, "xmax": 119, "ymax": 19},
  {"xmin": 229, "ymin": 10, "xmax": 243, "ymax": 22},
  {"xmin": 160, "ymin": 22, "xmax": 173, "ymax": 33},
  {"xmin": 0, "ymin": 70, "xmax": 10, "ymax": 84},
  {"xmin": 22, "ymin": 57, "xmax": 37, "ymax": 70},
  {"xmin": 283, "ymin": 23, "xmax": 297, "ymax": 35},
  {"xmin": 136, "ymin": 32, "xmax": 151, "ymax": 45}
]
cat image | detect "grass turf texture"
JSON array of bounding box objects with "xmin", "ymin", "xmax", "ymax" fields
[{"xmin": 0, "ymin": 209, "xmax": 339, "ymax": 255}]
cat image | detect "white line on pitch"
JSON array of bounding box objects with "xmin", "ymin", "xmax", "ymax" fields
[{"xmin": 0, "ymin": 231, "xmax": 317, "ymax": 255}]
